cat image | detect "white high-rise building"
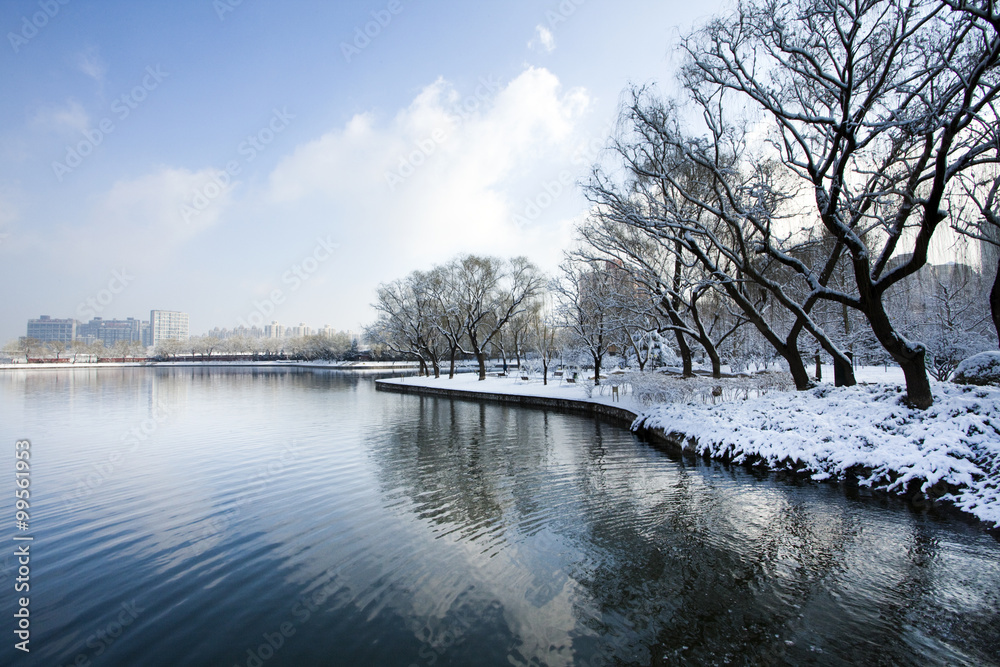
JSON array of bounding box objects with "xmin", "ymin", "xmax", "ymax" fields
[{"xmin": 149, "ymin": 310, "xmax": 189, "ymax": 346}]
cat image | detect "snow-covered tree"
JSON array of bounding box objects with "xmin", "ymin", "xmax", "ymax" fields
[
  {"xmin": 451, "ymin": 255, "xmax": 544, "ymax": 380},
  {"xmin": 554, "ymin": 259, "xmax": 634, "ymax": 385},
  {"xmin": 588, "ymin": 92, "xmax": 856, "ymax": 389},
  {"xmin": 3, "ymin": 338, "xmax": 40, "ymax": 362},
  {"xmin": 669, "ymin": 0, "xmax": 1000, "ymax": 407},
  {"xmin": 526, "ymin": 296, "xmax": 561, "ymax": 385}
]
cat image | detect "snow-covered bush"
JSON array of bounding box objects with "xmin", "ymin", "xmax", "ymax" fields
[
  {"xmin": 627, "ymin": 372, "xmax": 695, "ymax": 405},
  {"xmin": 645, "ymin": 331, "xmax": 680, "ymax": 369},
  {"xmin": 624, "ymin": 371, "xmax": 793, "ymax": 406},
  {"xmin": 953, "ymin": 351, "xmax": 1000, "ymax": 386},
  {"xmin": 925, "ymin": 330, "xmax": 993, "ymax": 381}
]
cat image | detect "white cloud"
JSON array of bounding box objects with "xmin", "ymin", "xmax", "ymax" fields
[
  {"xmin": 10, "ymin": 68, "xmax": 595, "ymax": 336},
  {"xmin": 266, "ymin": 67, "xmax": 590, "ymax": 270},
  {"xmin": 30, "ymin": 100, "xmax": 90, "ymax": 135},
  {"xmin": 55, "ymin": 166, "xmax": 233, "ymax": 269},
  {"xmin": 529, "ymin": 25, "xmax": 556, "ymax": 53}
]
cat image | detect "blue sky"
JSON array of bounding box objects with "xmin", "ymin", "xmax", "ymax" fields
[{"xmin": 0, "ymin": 0, "xmax": 726, "ymax": 342}]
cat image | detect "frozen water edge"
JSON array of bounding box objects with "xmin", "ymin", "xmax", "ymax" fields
[{"xmin": 379, "ymin": 371, "xmax": 1000, "ymax": 530}]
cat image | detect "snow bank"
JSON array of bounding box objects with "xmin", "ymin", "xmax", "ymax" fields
[
  {"xmin": 636, "ymin": 382, "xmax": 1000, "ymax": 527},
  {"xmin": 953, "ymin": 351, "xmax": 1000, "ymax": 386}
]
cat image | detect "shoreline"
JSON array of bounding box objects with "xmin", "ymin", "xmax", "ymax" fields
[
  {"xmin": 375, "ymin": 378, "xmax": 642, "ymax": 428},
  {"xmin": 376, "ymin": 375, "xmax": 1000, "ymax": 534},
  {"xmin": 0, "ymin": 360, "xmax": 421, "ymax": 371}
]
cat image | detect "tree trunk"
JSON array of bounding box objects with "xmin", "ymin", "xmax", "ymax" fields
[
  {"xmin": 593, "ymin": 353, "xmax": 602, "ymax": 385},
  {"xmin": 476, "ymin": 351, "xmax": 487, "ymax": 380},
  {"xmin": 448, "ymin": 347, "xmax": 457, "ymax": 379},
  {"xmin": 674, "ymin": 329, "xmax": 693, "ymax": 377},
  {"xmin": 834, "ymin": 352, "xmax": 853, "ymax": 388},
  {"xmin": 783, "ymin": 346, "xmax": 812, "ymax": 390},
  {"xmin": 706, "ymin": 344, "xmax": 721, "ymax": 378},
  {"xmin": 542, "ymin": 359, "xmax": 549, "ymax": 385},
  {"xmin": 815, "ymin": 352, "xmax": 822, "ymax": 381},
  {"xmin": 899, "ymin": 352, "xmax": 933, "ymax": 409},
  {"xmin": 991, "ymin": 254, "xmax": 1000, "ymax": 347},
  {"xmin": 690, "ymin": 299, "xmax": 722, "ymax": 378},
  {"xmin": 670, "ymin": 245, "xmax": 693, "ymax": 377},
  {"xmin": 865, "ymin": 296, "xmax": 934, "ymax": 408}
]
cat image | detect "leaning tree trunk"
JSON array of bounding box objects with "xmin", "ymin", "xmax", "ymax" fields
[
  {"xmin": 781, "ymin": 343, "xmax": 812, "ymax": 390},
  {"xmin": 865, "ymin": 294, "xmax": 934, "ymax": 409}
]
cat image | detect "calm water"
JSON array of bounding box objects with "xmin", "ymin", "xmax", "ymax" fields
[{"xmin": 1, "ymin": 367, "xmax": 998, "ymax": 667}]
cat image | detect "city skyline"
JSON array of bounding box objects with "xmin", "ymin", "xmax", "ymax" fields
[
  {"xmin": 0, "ymin": 0, "xmax": 724, "ymax": 344},
  {"xmin": 22, "ymin": 309, "xmax": 357, "ymax": 345}
]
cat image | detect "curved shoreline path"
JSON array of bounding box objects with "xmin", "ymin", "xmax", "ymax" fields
[
  {"xmin": 376, "ymin": 373, "xmax": 643, "ymax": 428},
  {"xmin": 376, "ymin": 373, "xmax": 1000, "ymax": 532}
]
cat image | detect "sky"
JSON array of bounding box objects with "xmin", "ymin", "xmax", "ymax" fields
[{"xmin": 0, "ymin": 0, "xmax": 729, "ymax": 342}]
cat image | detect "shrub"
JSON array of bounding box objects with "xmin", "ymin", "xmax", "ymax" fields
[{"xmin": 952, "ymin": 351, "xmax": 1000, "ymax": 386}]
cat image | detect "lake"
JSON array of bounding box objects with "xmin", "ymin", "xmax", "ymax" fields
[{"xmin": 1, "ymin": 367, "xmax": 998, "ymax": 666}]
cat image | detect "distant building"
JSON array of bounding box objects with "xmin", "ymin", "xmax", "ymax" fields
[
  {"xmin": 264, "ymin": 321, "xmax": 284, "ymax": 339},
  {"xmin": 287, "ymin": 323, "xmax": 311, "ymax": 338},
  {"xmin": 233, "ymin": 325, "xmax": 264, "ymax": 339},
  {"xmin": 78, "ymin": 317, "xmax": 146, "ymax": 346},
  {"xmin": 27, "ymin": 316, "xmax": 77, "ymax": 343},
  {"xmin": 150, "ymin": 310, "xmax": 189, "ymax": 346}
]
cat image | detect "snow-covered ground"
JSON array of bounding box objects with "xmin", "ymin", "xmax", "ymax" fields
[{"xmin": 379, "ymin": 368, "xmax": 1000, "ymax": 529}]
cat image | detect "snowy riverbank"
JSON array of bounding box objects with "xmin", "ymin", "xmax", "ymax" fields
[
  {"xmin": 378, "ymin": 370, "xmax": 1000, "ymax": 529},
  {"xmin": 0, "ymin": 359, "xmax": 420, "ymax": 370}
]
